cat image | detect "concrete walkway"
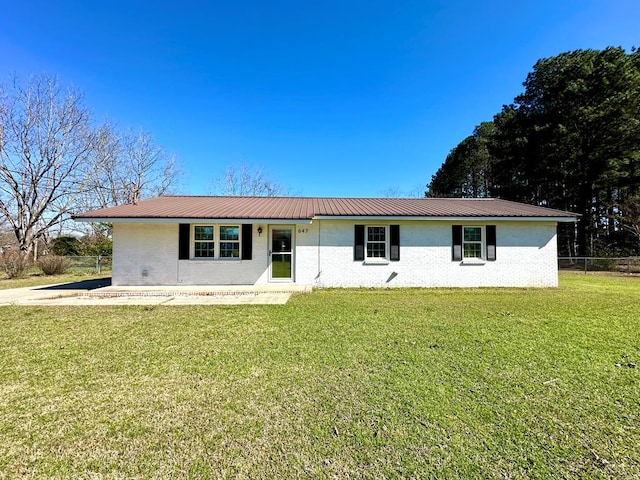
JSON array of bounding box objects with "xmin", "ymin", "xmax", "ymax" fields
[{"xmin": 0, "ymin": 279, "xmax": 311, "ymax": 306}]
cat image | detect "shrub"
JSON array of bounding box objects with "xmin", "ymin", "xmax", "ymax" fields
[
  {"xmin": 51, "ymin": 236, "xmax": 81, "ymax": 256},
  {"xmin": 37, "ymin": 255, "xmax": 71, "ymax": 275},
  {"xmin": 589, "ymin": 257, "xmax": 619, "ymax": 271},
  {"xmin": 0, "ymin": 250, "xmax": 32, "ymax": 278},
  {"xmin": 79, "ymin": 233, "xmax": 113, "ymax": 256}
]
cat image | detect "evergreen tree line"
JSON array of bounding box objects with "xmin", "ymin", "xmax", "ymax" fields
[{"xmin": 426, "ymin": 47, "xmax": 640, "ymax": 256}]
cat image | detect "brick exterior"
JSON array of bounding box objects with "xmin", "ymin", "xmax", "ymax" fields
[
  {"xmin": 112, "ymin": 220, "xmax": 559, "ymax": 288},
  {"xmin": 112, "ymin": 223, "xmax": 178, "ymax": 286}
]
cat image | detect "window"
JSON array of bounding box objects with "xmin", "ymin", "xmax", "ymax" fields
[
  {"xmin": 452, "ymin": 225, "xmax": 496, "ymax": 262},
  {"xmin": 354, "ymin": 225, "xmax": 400, "ymax": 262},
  {"xmin": 179, "ymin": 224, "xmax": 253, "ymax": 261},
  {"xmin": 194, "ymin": 226, "xmax": 215, "ymax": 257},
  {"xmin": 192, "ymin": 225, "xmax": 241, "ymax": 259},
  {"xmin": 463, "ymin": 226, "xmax": 482, "ymax": 258},
  {"xmin": 367, "ymin": 226, "xmax": 387, "ymax": 258},
  {"xmin": 219, "ymin": 226, "xmax": 240, "ymax": 258}
]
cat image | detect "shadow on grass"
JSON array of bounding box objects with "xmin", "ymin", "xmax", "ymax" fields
[{"xmin": 36, "ymin": 278, "xmax": 112, "ymax": 291}]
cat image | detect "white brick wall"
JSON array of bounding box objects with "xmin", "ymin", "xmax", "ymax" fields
[
  {"xmin": 112, "ymin": 223, "xmax": 179, "ymax": 285},
  {"xmin": 302, "ymin": 220, "xmax": 558, "ymax": 288},
  {"xmin": 113, "ymin": 223, "xmax": 274, "ymax": 286},
  {"xmin": 112, "ymin": 220, "xmax": 559, "ymax": 287}
]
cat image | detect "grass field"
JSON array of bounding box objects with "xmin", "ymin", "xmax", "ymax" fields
[
  {"xmin": 1, "ymin": 272, "xmax": 639, "ymax": 478},
  {"xmin": 0, "ymin": 270, "xmax": 111, "ymax": 290}
]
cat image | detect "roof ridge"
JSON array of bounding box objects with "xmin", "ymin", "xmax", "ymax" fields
[{"xmin": 159, "ymin": 195, "xmax": 503, "ymax": 201}]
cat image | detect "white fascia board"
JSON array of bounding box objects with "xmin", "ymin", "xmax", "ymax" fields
[
  {"xmin": 313, "ymin": 215, "xmax": 577, "ymax": 222},
  {"xmin": 74, "ymin": 217, "xmax": 314, "ymax": 225}
]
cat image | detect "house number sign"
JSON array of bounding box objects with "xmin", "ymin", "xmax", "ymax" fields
[{"xmin": 297, "ymin": 228, "xmax": 309, "ymax": 234}]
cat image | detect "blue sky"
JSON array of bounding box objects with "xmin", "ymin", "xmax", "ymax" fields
[{"xmin": 1, "ymin": 1, "xmax": 638, "ymax": 197}]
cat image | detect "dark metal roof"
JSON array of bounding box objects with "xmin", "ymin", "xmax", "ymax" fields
[{"xmin": 73, "ymin": 196, "xmax": 578, "ymax": 221}]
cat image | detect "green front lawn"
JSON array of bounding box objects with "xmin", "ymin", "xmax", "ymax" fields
[
  {"xmin": 1, "ymin": 273, "xmax": 639, "ymax": 478},
  {"xmin": 0, "ymin": 272, "xmax": 109, "ymax": 290}
]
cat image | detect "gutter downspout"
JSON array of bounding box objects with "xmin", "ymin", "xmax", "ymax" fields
[{"xmin": 317, "ymin": 220, "xmax": 321, "ymax": 287}]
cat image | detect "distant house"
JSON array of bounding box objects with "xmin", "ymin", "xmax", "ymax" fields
[{"xmin": 73, "ymin": 196, "xmax": 577, "ymax": 288}]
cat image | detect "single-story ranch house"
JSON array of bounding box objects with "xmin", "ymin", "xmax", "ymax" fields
[{"xmin": 73, "ymin": 196, "xmax": 577, "ymax": 288}]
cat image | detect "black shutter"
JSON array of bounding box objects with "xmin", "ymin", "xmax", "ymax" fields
[
  {"xmin": 452, "ymin": 225, "xmax": 462, "ymax": 261},
  {"xmin": 354, "ymin": 225, "xmax": 365, "ymax": 261},
  {"xmin": 390, "ymin": 225, "xmax": 400, "ymax": 261},
  {"xmin": 178, "ymin": 223, "xmax": 190, "ymax": 260},
  {"xmin": 486, "ymin": 225, "xmax": 496, "ymax": 261},
  {"xmin": 241, "ymin": 224, "xmax": 253, "ymax": 260}
]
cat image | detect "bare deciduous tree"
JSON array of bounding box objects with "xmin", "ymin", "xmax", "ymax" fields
[
  {"xmin": 211, "ymin": 163, "xmax": 287, "ymax": 196},
  {"xmin": 123, "ymin": 128, "xmax": 181, "ymax": 203},
  {"xmin": 0, "ymin": 74, "xmax": 182, "ymax": 253},
  {"xmin": 79, "ymin": 124, "xmax": 182, "ymax": 211},
  {"xmin": 0, "ymin": 221, "xmax": 15, "ymax": 250},
  {"xmin": 377, "ymin": 185, "xmax": 425, "ymax": 198},
  {"xmin": 0, "ymin": 75, "xmax": 93, "ymax": 257},
  {"xmin": 619, "ymin": 194, "xmax": 640, "ymax": 247}
]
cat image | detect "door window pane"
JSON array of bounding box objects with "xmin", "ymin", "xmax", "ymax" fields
[
  {"xmin": 271, "ymin": 253, "xmax": 292, "ymax": 278},
  {"xmin": 272, "ymin": 229, "xmax": 292, "ymax": 253}
]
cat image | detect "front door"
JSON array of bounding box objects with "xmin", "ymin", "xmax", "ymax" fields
[{"xmin": 270, "ymin": 227, "xmax": 294, "ymax": 281}]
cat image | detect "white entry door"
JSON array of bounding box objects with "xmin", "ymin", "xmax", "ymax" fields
[{"xmin": 269, "ymin": 227, "xmax": 294, "ymax": 281}]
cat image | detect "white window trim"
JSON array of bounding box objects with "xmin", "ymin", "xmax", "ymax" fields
[
  {"xmin": 193, "ymin": 225, "xmax": 215, "ymax": 258},
  {"xmin": 364, "ymin": 225, "xmax": 389, "ymax": 264},
  {"xmin": 191, "ymin": 224, "xmax": 242, "ymax": 260},
  {"xmin": 461, "ymin": 225, "xmax": 486, "ymax": 264},
  {"xmin": 219, "ymin": 225, "xmax": 241, "ymax": 259}
]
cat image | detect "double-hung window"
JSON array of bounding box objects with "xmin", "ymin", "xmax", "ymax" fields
[
  {"xmin": 193, "ymin": 225, "xmax": 240, "ymax": 259},
  {"xmin": 179, "ymin": 224, "xmax": 253, "ymax": 261},
  {"xmin": 366, "ymin": 226, "xmax": 387, "ymax": 259},
  {"xmin": 219, "ymin": 226, "xmax": 240, "ymax": 258},
  {"xmin": 452, "ymin": 225, "xmax": 496, "ymax": 262},
  {"xmin": 354, "ymin": 225, "xmax": 400, "ymax": 262},
  {"xmin": 194, "ymin": 226, "xmax": 215, "ymax": 258},
  {"xmin": 463, "ymin": 226, "xmax": 482, "ymax": 259}
]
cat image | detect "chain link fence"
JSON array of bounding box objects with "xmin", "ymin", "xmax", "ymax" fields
[
  {"xmin": 70, "ymin": 256, "xmax": 639, "ymax": 275},
  {"xmin": 62, "ymin": 256, "xmax": 640, "ymax": 275},
  {"xmin": 558, "ymin": 257, "xmax": 640, "ymax": 274},
  {"xmin": 64, "ymin": 256, "xmax": 112, "ymax": 274}
]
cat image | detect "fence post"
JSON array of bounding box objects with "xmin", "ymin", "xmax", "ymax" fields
[{"xmin": 96, "ymin": 255, "xmax": 102, "ymax": 274}]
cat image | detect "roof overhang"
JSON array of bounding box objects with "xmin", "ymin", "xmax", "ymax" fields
[
  {"xmin": 73, "ymin": 215, "xmax": 576, "ymax": 224},
  {"xmin": 312, "ymin": 215, "xmax": 577, "ymax": 222},
  {"xmin": 72, "ymin": 217, "xmax": 314, "ymax": 225}
]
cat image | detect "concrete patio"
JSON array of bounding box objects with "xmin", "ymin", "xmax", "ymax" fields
[{"xmin": 0, "ymin": 279, "xmax": 311, "ymax": 306}]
